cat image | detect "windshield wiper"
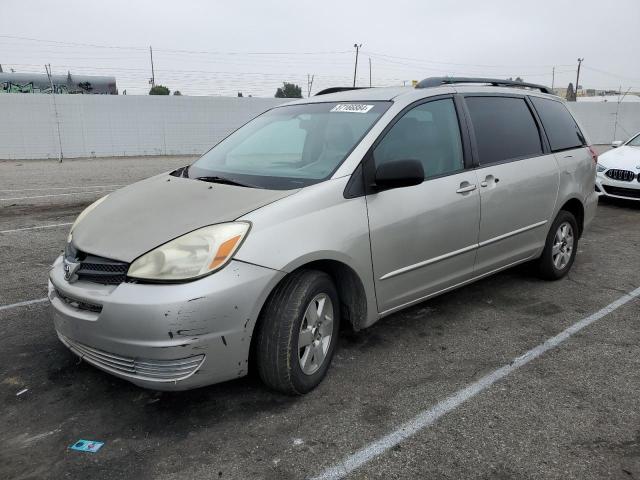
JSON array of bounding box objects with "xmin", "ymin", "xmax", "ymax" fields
[{"xmin": 195, "ymin": 176, "xmax": 256, "ymax": 188}]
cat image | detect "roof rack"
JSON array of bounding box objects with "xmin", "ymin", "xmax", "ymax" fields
[
  {"xmin": 415, "ymin": 77, "xmax": 553, "ymax": 95},
  {"xmin": 315, "ymin": 86, "xmax": 370, "ymax": 96}
]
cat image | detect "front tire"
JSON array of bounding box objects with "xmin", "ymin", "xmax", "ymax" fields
[
  {"xmin": 536, "ymin": 210, "xmax": 579, "ymax": 280},
  {"xmin": 255, "ymin": 270, "xmax": 340, "ymax": 395}
]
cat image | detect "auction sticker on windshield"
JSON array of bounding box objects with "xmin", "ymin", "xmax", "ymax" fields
[{"xmin": 330, "ymin": 104, "xmax": 375, "ymax": 113}]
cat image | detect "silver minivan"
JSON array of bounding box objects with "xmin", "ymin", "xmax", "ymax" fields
[{"xmin": 49, "ymin": 77, "xmax": 598, "ymax": 394}]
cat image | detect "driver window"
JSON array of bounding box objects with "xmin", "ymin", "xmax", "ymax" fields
[{"xmin": 373, "ymin": 98, "xmax": 463, "ymax": 179}]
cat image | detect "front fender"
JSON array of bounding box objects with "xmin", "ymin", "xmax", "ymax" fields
[{"xmin": 235, "ymin": 177, "xmax": 379, "ymax": 327}]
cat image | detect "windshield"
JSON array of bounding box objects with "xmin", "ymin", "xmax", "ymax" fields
[
  {"xmin": 188, "ymin": 101, "xmax": 391, "ymax": 189},
  {"xmin": 627, "ymin": 133, "xmax": 640, "ymax": 147}
]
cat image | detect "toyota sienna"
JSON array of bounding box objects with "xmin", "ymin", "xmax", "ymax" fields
[{"xmin": 49, "ymin": 77, "xmax": 598, "ymax": 394}]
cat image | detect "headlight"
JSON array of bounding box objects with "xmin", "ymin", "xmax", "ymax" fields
[
  {"xmin": 127, "ymin": 222, "xmax": 250, "ymax": 281},
  {"xmin": 67, "ymin": 195, "xmax": 109, "ymax": 243},
  {"xmin": 596, "ymin": 163, "xmax": 607, "ymax": 173}
]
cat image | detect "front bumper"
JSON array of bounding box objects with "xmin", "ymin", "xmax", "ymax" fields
[
  {"xmin": 49, "ymin": 256, "xmax": 284, "ymax": 390},
  {"xmin": 595, "ymin": 172, "xmax": 640, "ymax": 201}
]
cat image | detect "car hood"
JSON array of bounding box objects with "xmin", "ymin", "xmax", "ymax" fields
[
  {"xmin": 599, "ymin": 146, "xmax": 640, "ymax": 170},
  {"xmin": 71, "ymin": 174, "xmax": 297, "ymax": 262}
]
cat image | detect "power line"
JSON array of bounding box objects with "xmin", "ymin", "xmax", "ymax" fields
[
  {"xmin": 582, "ymin": 65, "xmax": 640, "ymax": 83},
  {"xmin": 0, "ymin": 34, "xmax": 352, "ymax": 56},
  {"xmin": 362, "ymin": 50, "xmax": 575, "ymax": 69},
  {"xmin": 3, "ymin": 34, "xmax": 638, "ymax": 97}
]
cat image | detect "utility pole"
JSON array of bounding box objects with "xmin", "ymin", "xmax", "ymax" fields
[
  {"xmin": 45, "ymin": 64, "xmax": 63, "ymax": 163},
  {"xmin": 149, "ymin": 46, "xmax": 156, "ymax": 88},
  {"xmin": 575, "ymin": 58, "xmax": 583, "ymax": 100},
  {"xmin": 551, "ymin": 66, "xmax": 555, "ymax": 90},
  {"xmin": 352, "ymin": 43, "xmax": 362, "ymax": 87},
  {"xmin": 369, "ymin": 57, "xmax": 372, "ymax": 87},
  {"xmin": 307, "ymin": 74, "xmax": 314, "ymax": 98}
]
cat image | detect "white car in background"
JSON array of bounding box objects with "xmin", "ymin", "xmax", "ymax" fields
[{"xmin": 596, "ymin": 132, "xmax": 640, "ymax": 200}]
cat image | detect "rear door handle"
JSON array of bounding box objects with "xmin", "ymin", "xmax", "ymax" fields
[
  {"xmin": 456, "ymin": 184, "xmax": 477, "ymax": 194},
  {"xmin": 480, "ymin": 175, "xmax": 500, "ymax": 187}
]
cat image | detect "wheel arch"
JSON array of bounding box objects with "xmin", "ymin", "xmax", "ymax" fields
[{"xmin": 248, "ymin": 256, "xmax": 372, "ymax": 372}]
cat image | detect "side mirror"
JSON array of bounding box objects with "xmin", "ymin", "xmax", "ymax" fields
[
  {"xmin": 611, "ymin": 140, "xmax": 623, "ymax": 148},
  {"xmin": 374, "ymin": 159, "xmax": 424, "ymax": 191}
]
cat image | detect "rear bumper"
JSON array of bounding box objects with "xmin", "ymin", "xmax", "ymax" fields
[{"xmin": 49, "ymin": 256, "xmax": 284, "ymax": 390}]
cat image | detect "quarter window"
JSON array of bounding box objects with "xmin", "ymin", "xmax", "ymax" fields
[
  {"xmin": 373, "ymin": 98, "xmax": 464, "ymax": 179},
  {"xmin": 530, "ymin": 97, "xmax": 586, "ymax": 151},
  {"xmin": 465, "ymin": 96, "xmax": 543, "ymax": 165}
]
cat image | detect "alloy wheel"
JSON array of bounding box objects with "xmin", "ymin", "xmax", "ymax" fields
[
  {"xmin": 298, "ymin": 293, "xmax": 334, "ymax": 376},
  {"xmin": 552, "ymin": 221, "xmax": 574, "ymax": 270}
]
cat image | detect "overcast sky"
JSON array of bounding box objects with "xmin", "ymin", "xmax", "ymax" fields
[{"xmin": 1, "ymin": 0, "xmax": 639, "ymax": 97}]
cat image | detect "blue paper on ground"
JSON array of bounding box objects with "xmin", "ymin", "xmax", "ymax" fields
[{"xmin": 69, "ymin": 439, "xmax": 104, "ymax": 453}]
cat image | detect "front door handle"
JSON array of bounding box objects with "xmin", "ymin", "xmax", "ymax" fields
[{"xmin": 456, "ymin": 183, "xmax": 477, "ymax": 194}]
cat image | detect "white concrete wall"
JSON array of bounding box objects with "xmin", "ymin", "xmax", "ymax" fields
[
  {"xmin": 567, "ymin": 102, "xmax": 640, "ymax": 145},
  {"xmin": 0, "ymin": 95, "xmax": 285, "ymax": 160},
  {"xmin": 1, "ymin": 95, "xmax": 639, "ymax": 160}
]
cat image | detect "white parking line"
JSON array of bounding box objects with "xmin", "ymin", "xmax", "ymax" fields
[
  {"xmin": 0, "ymin": 184, "xmax": 125, "ymax": 193},
  {"xmin": 0, "ymin": 190, "xmax": 114, "ymax": 201},
  {"xmin": 0, "ymin": 297, "xmax": 48, "ymax": 313},
  {"xmin": 0, "ymin": 222, "xmax": 73, "ymax": 234},
  {"xmin": 311, "ymin": 286, "xmax": 640, "ymax": 480}
]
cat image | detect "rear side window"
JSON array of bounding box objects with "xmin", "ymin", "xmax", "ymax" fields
[
  {"xmin": 465, "ymin": 96, "xmax": 543, "ymax": 165},
  {"xmin": 530, "ymin": 97, "xmax": 585, "ymax": 151}
]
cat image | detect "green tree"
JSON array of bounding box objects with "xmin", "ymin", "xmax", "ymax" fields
[
  {"xmin": 149, "ymin": 85, "xmax": 170, "ymax": 95},
  {"xmin": 173, "ymin": 90, "xmax": 182, "ymax": 96},
  {"xmin": 566, "ymin": 82, "xmax": 576, "ymax": 102},
  {"xmin": 275, "ymin": 82, "xmax": 302, "ymax": 98}
]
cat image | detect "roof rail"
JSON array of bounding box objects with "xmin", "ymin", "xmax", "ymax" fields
[
  {"xmin": 315, "ymin": 86, "xmax": 370, "ymax": 96},
  {"xmin": 415, "ymin": 77, "xmax": 553, "ymax": 95}
]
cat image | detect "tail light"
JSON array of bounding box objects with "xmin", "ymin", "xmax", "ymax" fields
[{"xmin": 588, "ymin": 145, "xmax": 598, "ymax": 164}]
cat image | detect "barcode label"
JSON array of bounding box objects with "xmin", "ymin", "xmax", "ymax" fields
[{"xmin": 330, "ymin": 104, "xmax": 374, "ymax": 113}]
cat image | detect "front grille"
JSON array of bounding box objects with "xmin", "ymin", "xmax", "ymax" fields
[
  {"xmin": 58, "ymin": 334, "xmax": 205, "ymax": 382},
  {"xmin": 76, "ymin": 255, "xmax": 129, "ymax": 284},
  {"xmin": 602, "ymin": 185, "xmax": 640, "ymax": 199},
  {"xmin": 65, "ymin": 245, "xmax": 129, "ymax": 285},
  {"xmin": 605, "ymin": 169, "xmax": 635, "ymax": 182}
]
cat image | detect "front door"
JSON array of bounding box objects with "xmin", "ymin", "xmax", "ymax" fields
[{"xmin": 366, "ymin": 97, "xmax": 481, "ymax": 314}]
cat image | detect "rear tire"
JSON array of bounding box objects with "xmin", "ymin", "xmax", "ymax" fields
[
  {"xmin": 255, "ymin": 269, "xmax": 340, "ymax": 395},
  {"xmin": 536, "ymin": 210, "xmax": 579, "ymax": 280}
]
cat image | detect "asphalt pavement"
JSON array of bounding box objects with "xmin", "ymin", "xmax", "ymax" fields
[{"xmin": 1, "ymin": 156, "xmax": 639, "ymax": 480}]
